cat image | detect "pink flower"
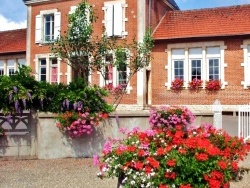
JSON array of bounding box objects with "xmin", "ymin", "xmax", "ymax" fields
[{"xmin": 93, "ymin": 155, "xmax": 100, "ymax": 166}]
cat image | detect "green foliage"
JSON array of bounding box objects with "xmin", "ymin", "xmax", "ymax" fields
[
  {"xmin": 51, "ymin": 0, "xmax": 154, "ymax": 110},
  {"xmin": 0, "ymin": 65, "xmax": 113, "ymax": 115}
]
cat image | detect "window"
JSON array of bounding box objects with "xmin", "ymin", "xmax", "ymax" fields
[
  {"xmin": 166, "ymin": 42, "xmax": 226, "ymax": 89},
  {"xmin": 173, "ymin": 60, "xmax": 184, "ymax": 79},
  {"xmin": 0, "ymin": 61, "xmax": 4, "ymax": 76},
  {"xmin": 102, "ymin": 0, "xmax": 128, "ymax": 37},
  {"xmin": 44, "ymin": 14, "xmax": 54, "ymax": 42},
  {"xmin": 241, "ymin": 41, "xmax": 250, "ymax": 88},
  {"xmin": 38, "ymin": 58, "xmax": 59, "ymax": 83},
  {"xmin": 35, "ymin": 10, "xmax": 61, "ymax": 43},
  {"xmin": 50, "ymin": 59, "xmax": 58, "ymax": 84},
  {"xmin": 7, "ymin": 60, "xmax": 15, "ymax": 76},
  {"xmin": 39, "ymin": 59, "xmax": 47, "ymax": 81},
  {"xmin": 104, "ymin": 54, "xmax": 113, "ymax": 85},
  {"xmin": 17, "ymin": 58, "xmax": 26, "ymax": 67},
  {"xmin": 117, "ymin": 64, "xmax": 127, "ymax": 85},
  {"xmin": 100, "ymin": 51, "xmax": 132, "ymax": 93}
]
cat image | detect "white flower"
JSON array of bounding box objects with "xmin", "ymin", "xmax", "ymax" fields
[
  {"xmin": 131, "ymin": 180, "xmax": 135, "ymax": 185},
  {"xmin": 122, "ymin": 177, "xmax": 127, "ymax": 184},
  {"xmin": 171, "ymin": 184, "xmax": 176, "ymax": 188}
]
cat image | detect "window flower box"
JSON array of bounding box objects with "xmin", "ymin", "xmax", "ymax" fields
[
  {"xmin": 188, "ymin": 78, "xmax": 203, "ymax": 90},
  {"xmin": 205, "ymin": 79, "xmax": 221, "ymax": 91},
  {"xmin": 171, "ymin": 77, "xmax": 184, "ymax": 90}
]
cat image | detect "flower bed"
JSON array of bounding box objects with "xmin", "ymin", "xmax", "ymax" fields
[{"xmin": 95, "ymin": 106, "xmax": 250, "ymax": 188}]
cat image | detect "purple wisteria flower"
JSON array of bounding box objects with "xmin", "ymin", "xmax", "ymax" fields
[{"xmin": 13, "ymin": 86, "xmax": 18, "ymax": 93}]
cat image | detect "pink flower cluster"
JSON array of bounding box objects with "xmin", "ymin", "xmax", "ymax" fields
[
  {"xmin": 149, "ymin": 106, "xmax": 195, "ymax": 130},
  {"xmin": 171, "ymin": 77, "xmax": 184, "ymax": 90},
  {"xmin": 103, "ymin": 83, "xmax": 127, "ymax": 95}
]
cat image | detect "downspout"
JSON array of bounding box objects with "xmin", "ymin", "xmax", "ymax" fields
[{"xmin": 149, "ymin": 0, "xmax": 152, "ymax": 26}]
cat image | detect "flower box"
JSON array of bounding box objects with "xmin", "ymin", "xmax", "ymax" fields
[
  {"xmin": 205, "ymin": 79, "xmax": 221, "ymax": 91},
  {"xmin": 188, "ymin": 78, "xmax": 203, "ymax": 90},
  {"xmin": 171, "ymin": 78, "xmax": 184, "ymax": 90}
]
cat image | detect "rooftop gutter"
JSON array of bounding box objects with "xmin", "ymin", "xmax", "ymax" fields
[{"xmin": 161, "ymin": 0, "xmax": 180, "ymax": 10}]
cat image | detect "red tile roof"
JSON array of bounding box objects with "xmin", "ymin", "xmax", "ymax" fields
[
  {"xmin": 153, "ymin": 5, "xmax": 250, "ymax": 40},
  {"xmin": 0, "ymin": 29, "xmax": 26, "ymax": 54}
]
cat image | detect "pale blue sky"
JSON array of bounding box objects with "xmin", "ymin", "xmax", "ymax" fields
[
  {"xmin": 175, "ymin": 0, "xmax": 250, "ymax": 10},
  {"xmin": 1, "ymin": 0, "xmax": 250, "ymax": 31}
]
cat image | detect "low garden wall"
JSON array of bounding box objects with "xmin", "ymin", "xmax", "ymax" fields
[{"xmin": 0, "ymin": 111, "xmax": 213, "ymax": 159}]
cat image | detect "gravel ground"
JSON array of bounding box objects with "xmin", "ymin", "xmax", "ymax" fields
[{"xmin": 0, "ymin": 157, "xmax": 250, "ymax": 188}]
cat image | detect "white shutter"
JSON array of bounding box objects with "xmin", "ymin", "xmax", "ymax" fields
[
  {"xmin": 54, "ymin": 12, "xmax": 61, "ymax": 40},
  {"xmin": 113, "ymin": 3, "xmax": 123, "ymax": 36},
  {"xmin": 69, "ymin": 6, "xmax": 77, "ymax": 14},
  {"xmin": 35, "ymin": 15, "xmax": 42, "ymax": 43},
  {"xmin": 105, "ymin": 4, "xmax": 114, "ymax": 37}
]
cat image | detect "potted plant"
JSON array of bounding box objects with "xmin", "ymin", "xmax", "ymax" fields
[
  {"xmin": 189, "ymin": 78, "xmax": 203, "ymax": 90},
  {"xmin": 171, "ymin": 78, "xmax": 184, "ymax": 90},
  {"xmin": 205, "ymin": 80, "xmax": 221, "ymax": 91}
]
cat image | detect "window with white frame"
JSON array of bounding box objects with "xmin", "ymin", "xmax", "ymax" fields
[
  {"xmin": 241, "ymin": 41, "xmax": 250, "ymax": 88},
  {"xmin": 166, "ymin": 42, "xmax": 226, "ymax": 89},
  {"xmin": 50, "ymin": 59, "xmax": 58, "ymax": 84},
  {"xmin": 102, "ymin": 0, "xmax": 128, "ymax": 37},
  {"xmin": 35, "ymin": 9, "xmax": 61, "ymax": 43},
  {"xmin": 38, "ymin": 58, "xmax": 59, "ymax": 83},
  {"xmin": 100, "ymin": 51, "xmax": 131, "ymax": 92},
  {"xmin": 7, "ymin": 60, "xmax": 15, "ymax": 76},
  {"xmin": 0, "ymin": 61, "xmax": 4, "ymax": 76},
  {"xmin": 17, "ymin": 58, "xmax": 26, "ymax": 67},
  {"xmin": 39, "ymin": 59, "xmax": 47, "ymax": 81}
]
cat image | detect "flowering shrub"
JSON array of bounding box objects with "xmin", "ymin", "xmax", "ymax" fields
[
  {"xmin": 188, "ymin": 78, "xmax": 203, "ymax": 90},
  {"xmin": 149, "ymin": 106, "xmax": 195, "ymax": 130},
  {"xmin": 171, "ymin": 78, "xmax": 184, "ymax": 90},
  {"xmin": 103, "ymin": 83, "xmax": 127, "ymax": 96},
  {"xmin": 56, "ymin": 111, "xmax": 108, "ymax": 138},
  {"xmin": 95, "ymin": 107, "xmax": 250, "ymax": 188},
  {"xmin": 205, "ymin": 80, "xmax": 221, "ymax": 91}
]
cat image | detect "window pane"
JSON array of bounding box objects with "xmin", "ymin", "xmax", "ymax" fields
[
  {"xmin": 40, "ymin": 75, "xmax": 46, "ymax": 81},
  {"xmin": 191, "ymin": 59, "xmax": 201, "ymax": 80},
  {"xmin": 208, "ymin": 59, "xmax": 220, "ymax": 80},
  {"xmin": 41, "ymin": 67, "xmax": 46, "ymax": 74},
  {"xmin": 0, "ymin": 69, "xmax": 4, "ymax": 76},
  {"xmin": 174, "ymin": 60, "xmax": 184, "ymax": 79}
]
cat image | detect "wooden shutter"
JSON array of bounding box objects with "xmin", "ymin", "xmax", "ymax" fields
[
  {"xmin": 35, "ymin": 15, "xmax": 42, "ymax": 43},
  {"xmin": 54, "ymin": 12, "xmax": 61, "ymax": 40},
  {"xmin": 105, "ymin": 4, "xmax": 114, "ymax": 37},
  {"xmin": 113, "ymin": 3, "xmax": 123, "ymax": 36}
]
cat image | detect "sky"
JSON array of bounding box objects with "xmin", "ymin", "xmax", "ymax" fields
[{"xmin": 1, "ymin": 0, "xmax": 250, "ymax": 31}]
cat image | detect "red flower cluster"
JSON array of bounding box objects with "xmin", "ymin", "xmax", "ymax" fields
[
  {"xmin": 205, "ymin": 79, "xmax": 221, "ymax": 91},
  {"xmin": 171, "ymin": 77, "xmax": 184, "ymax": 90},
  {"xmin": 188, "ymin": 78, "xmax": 203, "ymax": 89}
]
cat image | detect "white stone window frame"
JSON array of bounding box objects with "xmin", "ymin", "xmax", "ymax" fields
[
  {"xmin": 102, "ymin": 0, "xmax": 128, "ymax": 38},
  {"xmin": 99, "ymin": 50, "xmax": 132, "ymax": 94},
  {"xmin": 34, "ymin": 54, "xmax": 62, "ymax": 84},
  {"xmin": 35, "ymin": 9, "xmax": 61, "ymax": 44},
  {"xmin": 165, "ymin": 41, "xmax": 227, "ymax": 90},
  {"xmin": 241, "ymin": 40, "xmax": 250, "ymax": 89}
]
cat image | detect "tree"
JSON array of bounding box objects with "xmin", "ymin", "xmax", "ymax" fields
[{"xmin": 51, "ymin": 0, "xmax": 154, "ymax": 109}]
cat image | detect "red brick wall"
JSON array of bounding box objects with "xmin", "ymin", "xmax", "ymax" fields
[
  {"xmin": 28, "ymin": 0, "xmax": 140, "ymax": 105},
  {"xmin": 151, "ymin": 37, "xmax": 250, "ymax": 105}
]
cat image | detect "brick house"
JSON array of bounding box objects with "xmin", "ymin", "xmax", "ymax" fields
[
  {"xmin": 22, "ymin": 0, "xmax": 179, "ymax": 109},
  {"xmin": 152, "ymin": 5, "xmax": 250, "ymax": 108},
  {"xmin": 0, "ymin": 29, "xmax": 26, "ymax": 76}
]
